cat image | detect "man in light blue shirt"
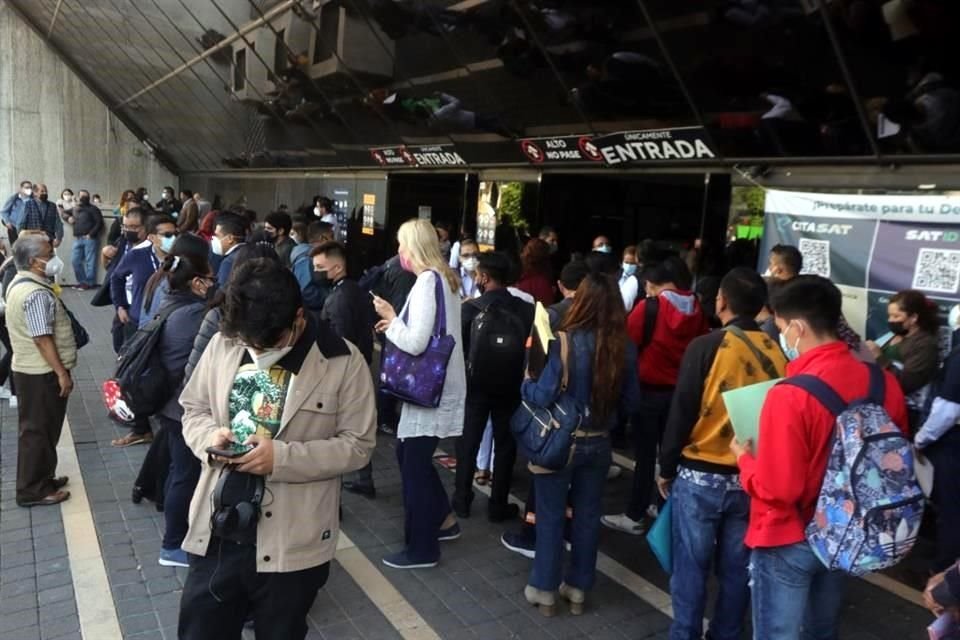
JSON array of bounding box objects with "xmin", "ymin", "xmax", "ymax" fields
[{"xmin": 1, "ymin": 180, "xmax": 34, "ymax": 236}]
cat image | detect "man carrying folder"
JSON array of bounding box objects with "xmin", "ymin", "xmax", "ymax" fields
[{"xmin": 657, "ymin": 268, "xmax": 787, "ymax": 640}]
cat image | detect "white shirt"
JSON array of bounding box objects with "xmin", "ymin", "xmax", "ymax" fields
[
  {"xmin": 619, "ymin": 273, "xmax": 639, "ymax": 310},
  {"xmin": 459, "ymin": 267, "xmax": 478, "ymax": 299},
  {"xmin": 386, "ymin": 270, "xmax": 466, "ymax": 440},
  {"xmin": 126, "ymin": 239, "xmax": 153, "ymax": 305}
]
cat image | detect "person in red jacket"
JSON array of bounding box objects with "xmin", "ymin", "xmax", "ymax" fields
[
  {"xmin": 515, "ymin": 238, "xmax": 555, "ymax": 305},
  {"xmin": 732, "ymin": 275, "xmax": 908, "ymax": 640},
  {"xmin": 602, "ymin": 258, "xmax": 708, "ymax": 535}
]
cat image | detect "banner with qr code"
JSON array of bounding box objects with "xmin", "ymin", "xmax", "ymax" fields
[{"xmin": 761, "ymin": 189, "xmax": 960, "ymax": 340}]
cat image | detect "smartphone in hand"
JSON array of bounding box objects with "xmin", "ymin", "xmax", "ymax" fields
[{"xmin": 205, "ymin": 444, "xmax": 254, "ymax": 459}]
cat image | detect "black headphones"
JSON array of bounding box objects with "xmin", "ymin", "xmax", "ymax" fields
[{"xmin": 210, "ymin": 468, "xmax": 264, "ymax": 540}]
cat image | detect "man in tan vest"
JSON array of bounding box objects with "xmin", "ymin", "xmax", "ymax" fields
[{"xmin": 6, "ymin": 232, "xmax": 76, "ymax": 506}]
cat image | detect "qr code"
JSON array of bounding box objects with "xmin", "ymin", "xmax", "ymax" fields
[
  {"xmin": 912, "ymin": 248, "xmax": 960, "ymax": 294},
  {"xmin": 799, "ymin": 238, "xmax": 831, "ymax": 278}
]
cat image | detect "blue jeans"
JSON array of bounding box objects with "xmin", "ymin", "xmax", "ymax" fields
[
  {"xmin": 750, "ymin": 542, "xmax": 846, "ymax": 640},
  {"xmin": 71, "ymin": 236, "xmax": 98, "ymax": 286},
  {"xmin": 530, "ymin": 436, "xmax": 611, "ymax": 592},
  {"xmin": 160, "ymin": 416, "xmax": 200, "ymax": 550},
  {"xmin": 670, "ymin": 472, "xmax": 750, "ymax": 640}
]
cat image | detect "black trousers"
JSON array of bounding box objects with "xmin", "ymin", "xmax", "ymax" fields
[
  {"xmin": 453, "ymin": 392, "xmax": 519, "ymax": 515},
  {"xmin": 628, "ymin": 387, "xmax": 674, "ymax": 522},
  {"xmin": 179, "ymin": 538, "xmax": 330, "ymax": 640},
  {"xmin": 13, "ymin": 371, "xmax": 68, "ymax": 503},
  {"xmin": 927, "ymin": 428, "xmax": 960, "ymax": 573},
  {"xmin": 0, "ymin": 320, "xmax": 15, "ymax": 393}
]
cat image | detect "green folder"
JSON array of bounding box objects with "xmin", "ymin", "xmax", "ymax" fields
[{"xmin": 721, "ymin": 378, "xmax": 783, "ymax": 445}]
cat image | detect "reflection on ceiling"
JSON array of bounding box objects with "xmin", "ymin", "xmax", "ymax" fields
[{"xmin": 11, "ymin": 0, "xmax": 960, "ymax": 173}]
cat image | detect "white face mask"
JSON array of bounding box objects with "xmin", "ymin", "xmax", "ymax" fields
[
  {"xmin": 290, "ymin": 233, "xmax": 300, "ymax": 244},
  {"xmin": 211, "ymin": 236, "xmax": 224, "ymax": 256},
  {"xmin": 244, "ymin": 323, "xmax": 299, "ymax": 370},
  {"xmin": 313, "ymin": 206, "xmax": 321, "ymax": 217},
  {"xmin": 41, "ymin": 255, "xmax": 64, "ymax": 278},
  {"xmin": 23, "ymin": 188, "xmax": 32, "ymax": 197},
  {"xmin": 246, "ymin": 346, "xmax": 293, "ymax": 371},
  {"xmin": 462, "ymin": 257, "xmax": 478, "ymax": 272}
]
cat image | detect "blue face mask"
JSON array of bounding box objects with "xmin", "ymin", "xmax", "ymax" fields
[
  {"xmin": 596, "ymin": 244, "xmax": 612, "ymax": 254},
  {"xmin": 779, "ymin": 322, "xmax": 801, "ymax": 361},
  {"xmin": 622, "ymin": 263, "xmax": 637, "ymax": 276},
  {"xmin": 160, "ymin": 235, "xmax": 176, "ymax": 254}
]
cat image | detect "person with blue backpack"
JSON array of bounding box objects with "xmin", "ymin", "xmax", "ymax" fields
[{"xmin": 732, "ymin": 275, "xmax": 914, "ymax": 640}]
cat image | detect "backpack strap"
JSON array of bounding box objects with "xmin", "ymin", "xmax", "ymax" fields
[
  {"xmin": 640, "ymin": 296, "xmax": 659, "ymax": 351},
  {"xmin": 779, "ymin": 374, "xmax": 848, "ymax": 417},
  {"xmin": 724, "ymin": 325, "xmax": 781, "ymax": 380}
]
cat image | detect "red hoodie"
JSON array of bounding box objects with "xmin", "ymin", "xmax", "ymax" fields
[
  {"xmin": 737, "ymin": 342, "xmax": 908, "ymax": 549},
  {"xmin": 627, "ymin": 290, "xmax": 708, "ymax": 387}
]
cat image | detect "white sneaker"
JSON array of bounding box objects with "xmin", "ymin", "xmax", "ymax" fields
[
  {"xmin": 0, "ymin": 386, "xmax": 10, "ymax": 400},
  {"xmin": 606, "ymin": 465, "xmax": 622, "ymax": 481},
  {"xmin": 601, "ymin": 513, "xmax": 646, "ymax": 535},
  {"xmin": 9, "ymin": 395, "xmax": 17, "ymax": 410}
]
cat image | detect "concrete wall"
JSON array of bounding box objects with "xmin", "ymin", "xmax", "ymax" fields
[{"xmin": 0, "ymin": 1, "xmax": 176, "ymax": 209}]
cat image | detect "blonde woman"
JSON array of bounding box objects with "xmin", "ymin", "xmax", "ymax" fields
[{"xmin": 373, "ymin": 219, "xmax": 466, "ymax": 569}]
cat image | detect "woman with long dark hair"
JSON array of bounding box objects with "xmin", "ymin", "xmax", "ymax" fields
[
  {"xmin": 521, "ymin": 273, "xmax": 639, "ymax": 616},
  {"xmin": 867, "ymin": 288, "xmax": 941, "ymax": 428}
]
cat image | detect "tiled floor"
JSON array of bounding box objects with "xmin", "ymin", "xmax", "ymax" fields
[{"xmin": 0, "ymin": 289, "xmax": 938, "ymax": 640}]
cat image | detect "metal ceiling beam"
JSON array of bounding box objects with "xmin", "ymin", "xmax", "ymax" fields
[
  {"xmin": 116, "ymin": 0, "xmax": 296, "ymax": 109},
  {"xmin": 46, "ymin": 0, "xmax": 63, "ymax": 38}
]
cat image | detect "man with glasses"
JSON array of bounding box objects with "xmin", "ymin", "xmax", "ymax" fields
[{"xmin": 109, "ymin": 214, "xmax": 178, "ymax": 447}]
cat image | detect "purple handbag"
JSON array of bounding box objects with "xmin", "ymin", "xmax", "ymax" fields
[{"xmin": 380, "ymin": 272, "xmax": 456, "ymax": 408}]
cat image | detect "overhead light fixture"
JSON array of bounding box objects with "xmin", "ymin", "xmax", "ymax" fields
[{"xmin": 918, "ymin": 184, "xmax": 937, "ymax": 190}]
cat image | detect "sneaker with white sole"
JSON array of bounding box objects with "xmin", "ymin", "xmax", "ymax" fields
[
  {"xmin": 159, "ymin": 548, "xmax": 190, "ymax": 568},
  {"xmin": 601, "ymin": 513, "xmax": 647, "ymax": 535},
  {"xmin": 9, "ymin": 395, "xmax": 17, "ymax": 410},
  {"xmin": 0, "ymin": 386, "xmax": 10, "ymax": 400}
]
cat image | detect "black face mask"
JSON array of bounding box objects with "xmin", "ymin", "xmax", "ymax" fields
[
  {"xmin": 264, "ymin": 231, "xmax": 276, "ymax": 242},
  {"xmin": 125, "ymin": 231, "xmax": 141, "ymax": 244},
  {"xmin": 888, "ymin": 321, "xmax": 909, "ymax": 336},
  {"xmin": 38, "ymin": 193, "xmax": 48, "ymax": 202},
  {"xmin": 79, "ymin": 196, "xmax": 90, "ymax": 206},
  {"xmin": 312, "ymin": 270, "xmax": 330, "ymax": 287}
]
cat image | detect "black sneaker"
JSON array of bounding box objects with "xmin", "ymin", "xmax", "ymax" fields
[{"xmin": 501, "ymin": 531, "xmax": 535, "ymax": 559}]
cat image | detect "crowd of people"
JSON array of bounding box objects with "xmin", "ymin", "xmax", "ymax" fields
[{"xmin": 0, "ymin": 179, "xmax": 957, "ymax": 639}]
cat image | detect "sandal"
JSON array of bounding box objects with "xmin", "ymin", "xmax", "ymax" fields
[
  {"xmin": 111, "ymin": 432, "xmax": 154, "ymax": 448},
  {"xmin": 474, "ymin": 470, "xmax": 491, "ymax": 486}
]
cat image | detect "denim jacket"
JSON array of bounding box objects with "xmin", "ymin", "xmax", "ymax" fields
[{"xmin": 521, "ymin": 329, "xmax": 640, "ymax": 431}]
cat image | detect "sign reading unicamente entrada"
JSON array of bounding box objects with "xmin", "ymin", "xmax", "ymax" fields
[{"xmin": 760, "ymin": 189, "xmax": 960, "ymax": 347}]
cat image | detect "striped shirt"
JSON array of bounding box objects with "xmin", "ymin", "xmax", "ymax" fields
[{"xmin": 23, "ymin": 289, "xmax": 56, "ymax": 337}]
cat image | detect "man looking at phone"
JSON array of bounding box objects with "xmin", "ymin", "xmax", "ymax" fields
[{"xmin": 178, "ymin": 259, "xmax": 376, "ymax": 640}]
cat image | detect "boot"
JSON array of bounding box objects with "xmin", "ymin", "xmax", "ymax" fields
[
  {"xmin": 524, "ymin": 585, "xmax": 557, "ymax": 617},
  {"xmin": 559, "ymin": 583, "xmax": 585, "ymax": 615}
]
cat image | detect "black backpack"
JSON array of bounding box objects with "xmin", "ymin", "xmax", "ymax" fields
[
  {"xmin": 466, "ymin": 298, "xmax": 529, "ymax": 395},
  {"xmin": 101, "ymin": 300, "xmax": 190, "ymax": 422}
]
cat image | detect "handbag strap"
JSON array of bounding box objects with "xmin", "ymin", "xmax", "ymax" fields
[
  {"xmin": 558, "ymin": 331, "xmax": 570, "ymax": 391},
  {"xmin": 399, "ymin": 270, "xmax": 449, "ymax": 337},
  {"xmin": 430, "ymin": 270, "xmax": 447, "ymax": 337}
]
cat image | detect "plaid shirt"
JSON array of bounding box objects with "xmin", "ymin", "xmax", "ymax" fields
[{"xmin": 21, "ymin": 198, "xmax": 62, "ymax": 241}]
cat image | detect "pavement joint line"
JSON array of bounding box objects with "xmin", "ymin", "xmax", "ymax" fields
[
  {"xmin": 57, "ymin": 416, "xmax": 123, "ymax": 640},
  {"xmin": 334, "ymin": 531, "xmax": 441, "ymax": 640}
]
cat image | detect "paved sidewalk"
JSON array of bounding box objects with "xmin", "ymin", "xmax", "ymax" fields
[{"xmin": 0, "ymin": 289, "xmax": 939, "ymax": 640}]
